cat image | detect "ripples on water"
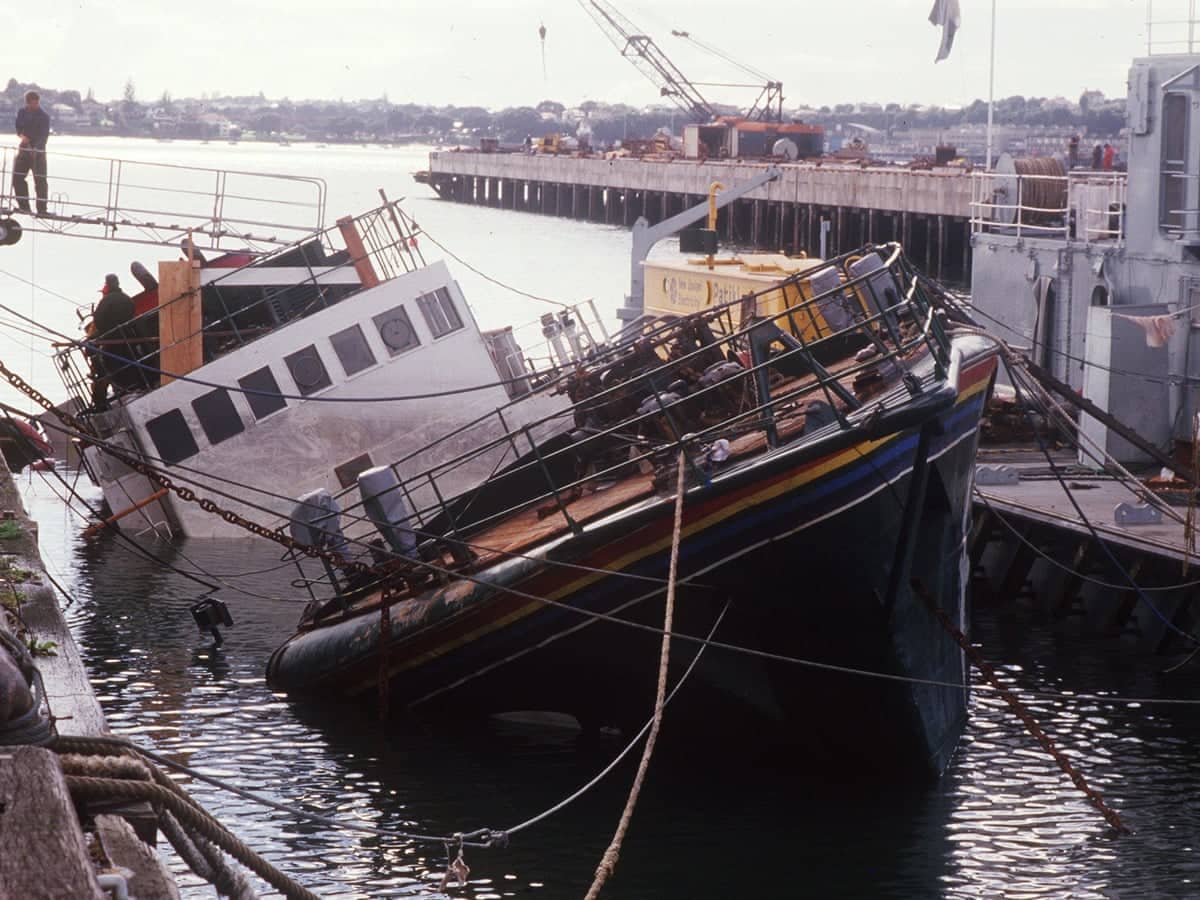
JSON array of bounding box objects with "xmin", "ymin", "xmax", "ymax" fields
[{"xmin": 20, "ymin": 468, "xmax": 1200, "ymax": 899}]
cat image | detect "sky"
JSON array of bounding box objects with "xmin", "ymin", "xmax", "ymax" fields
[{"xmin": 0, "ymin": 0, "xmax": 1168, "ymax": 111}]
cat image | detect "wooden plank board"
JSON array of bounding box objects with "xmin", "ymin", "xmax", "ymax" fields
[
  {"xmin": 473, "ymin": 472, "xmax": 657, "ymax": 561},
  {"xmin": 0, "ymin": 747, "xmax": 105, "ymax": 900},
  {"xmin": 157, "ymin": 259, "xmax": 203, "ymax": 385}
]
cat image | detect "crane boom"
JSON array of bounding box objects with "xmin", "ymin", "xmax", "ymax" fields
[
  {"xmin": 578, "ymin": 0, "xmax": 715, "ymax": 122},
  {"xmin": 671, "ymin": 29, "xmax": 784, "ymax": 121}
]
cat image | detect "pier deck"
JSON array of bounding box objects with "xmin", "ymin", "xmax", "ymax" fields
[
  {"xmin": 971, "ymin": 448, "xmax": 1200, "ymax": 653},
  {"xmin": 422, "ymin": 150, "xmax": 975, "ymax": 282}
]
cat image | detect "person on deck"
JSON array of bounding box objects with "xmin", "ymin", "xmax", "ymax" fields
[
  {"xmin": 1102, "ymin": 143, "xmax": 1115, "ymax": 170},
  {"xmin": 12, "ymin": 91, "xmax": 50, "ymax": 216},
  {"xmin": 90, "ymin": 274, "xmax": 150, "ymax": 408},
  {"xmin": 1091, "ymin": 143, "xmax": 1103, "ymax": 170}
]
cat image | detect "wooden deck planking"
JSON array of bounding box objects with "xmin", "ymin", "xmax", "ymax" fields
[{"xmin": 471, "ymin": 472, "xmax": 658, "ymax": 564}]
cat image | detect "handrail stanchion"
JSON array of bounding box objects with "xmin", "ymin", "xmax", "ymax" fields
[{"xmin": 523, "ymin": 425, "xmax": 581, "ymax": 535}]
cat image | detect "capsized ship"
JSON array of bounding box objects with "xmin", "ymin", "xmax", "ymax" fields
[
  {"xmin": 267, "ymin": 243, "xmax": 998, "ymax": 777},
  {"xmin": 55, "ymin": 199, "xmax": 605, "ymax": 538}
]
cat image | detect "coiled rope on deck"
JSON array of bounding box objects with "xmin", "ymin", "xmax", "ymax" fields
[{"xmin": 585, "ymin": 448, "xmax": 686, "ymax": 900}]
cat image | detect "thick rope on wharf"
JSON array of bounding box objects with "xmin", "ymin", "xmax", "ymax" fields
[
  {"xmin": 56, "ymin": 740, "xmax": 319, "ymax": 900},
  {"xmin": 59, "ymin": 753, "xmax": 257, "ymax": 898},
  {"xmin": 584, "ymin": 448, "xmax": 686, "ymax": 900},
  {"xmin": 0, "ymin": 628, "xmax": 53, "ymax": 746}
]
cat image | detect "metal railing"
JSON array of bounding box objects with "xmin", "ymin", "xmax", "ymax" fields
[
  {"xmin": 970, "ymin": 170, "xmax": 1126, "ymax": 243},
  {"xmin": 319, "ymin": 243, "xmax": 954, "ymax": 558},
  {"xmin": 54, "ymin": 199, "xmax": 421, "ymax": 421},
  {"xmin": 1147, "ymin": 1, "xmax": 1200, "ymax": 54},
  {"xmin": 1161, "ymin": 170, "xmax": 1200, "ymax": 240},
  {"xmin": 0, "ymin": 147, "xmax": 326, "ymax": 250},
  {"xmin": 54, "ymin": 198, "xmax": 614, "ymax": 433}
]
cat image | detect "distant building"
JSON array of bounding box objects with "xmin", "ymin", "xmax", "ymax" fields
[{"xmin": 50, "ymin": 103, "xmax": 78, "ymax": 127}]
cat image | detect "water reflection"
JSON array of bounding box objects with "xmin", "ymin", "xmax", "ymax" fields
[{"xmin": 18, "ymin": 471, "xmax": 1200, "ymax": 898}]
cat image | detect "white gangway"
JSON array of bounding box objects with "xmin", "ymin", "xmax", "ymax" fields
[{"xmin": 0, "ymin": 146, "xmax": 326, "ymax": 251}]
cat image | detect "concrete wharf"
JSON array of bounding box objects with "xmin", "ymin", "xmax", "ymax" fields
[
  {"xmin": 0, "ymin": 457, "xmax": 180, "ymax": 898},
  {"xmin": 971, "ymin": 447, "xmax": 1200, "ymax": 655},
  {"xmin": 421, "ymin": 150, "xmax": 975, "ymax": 283}
]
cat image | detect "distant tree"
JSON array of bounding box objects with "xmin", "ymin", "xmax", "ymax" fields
[
  {"xmin": 255, "ymin": 112, "xmax": 283, "ymax": 134},
  {"xmin": 537, "ymin": 99, "xmax": 565, "ymax": 117},
  {"xmin": 415, "ymin": 110, "xmax": 454, "ymax": 134},
  {"xmin": 964, "ymin": 99, "xmax": 987, "ymax": 124},
  {"xmin": 123, "ymin": 79, "xmax": 136, "ymax": 103},
  {"xmin": 453, "ymin": 106, "xmax": 492, "ymax": 130},
  {"xmin": 159, "ymin": 90, "xmax": 173, "ymax": 108},
  {"xmin": 495, "ymin": 106, "xmax": 547, "ymax": 141},
  {"xmin": 85, "ymin": 87, "xmax": 95, "ymax": 103}
]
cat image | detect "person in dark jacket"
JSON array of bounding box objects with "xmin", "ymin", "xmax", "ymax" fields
[
  {"xmin": 12, "ymin": 91, "xmax": 50, "ymax": 216},
  {"xmin": 90, "ymin": 274, "xmax": 150, "ymax": 405}
]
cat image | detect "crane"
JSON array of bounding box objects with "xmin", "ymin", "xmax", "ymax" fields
[
  {"xmin": 576, "ymin": 0, "xmax": 716, "ymax": 122},
  {"xmin": 670, "ymin": 29, "xmax": 784, "ymax": 122}
]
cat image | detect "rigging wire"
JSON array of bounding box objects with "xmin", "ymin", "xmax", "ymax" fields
[
  {"xmin": 0, "ymin": 264, "xmax": 89, "ymax": 308},
  {"xmin": 32, "ymin": 400, "xmax": 1200, "ymax": 707},
  {"xmin": 996, "ymin": 348, "xmax": 1200, "ymax": 647},
  {"xmin": 975, "ymin": 488, "xmax": 1200, "ymax": 594},
  {"xmin": 20, "ymin": 407, "xmax": 716, "ymax": 597},
  {"xmin": 415, "ymin": 226, "xmax": 570, "ymax": 309}
]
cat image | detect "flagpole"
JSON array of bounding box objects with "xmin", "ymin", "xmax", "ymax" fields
[{"xmin": 986, "ymin": 0, "xmax": 996, "ymax": 169}]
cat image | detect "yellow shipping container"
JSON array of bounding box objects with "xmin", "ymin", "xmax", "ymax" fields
[{"xmin": 643, "ymin": 253, "xmax": 870, "ymax": 343}]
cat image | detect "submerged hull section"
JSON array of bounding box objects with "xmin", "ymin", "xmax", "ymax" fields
[{"xmin": 268, "ymin": 347, "xmax": 996, "ymax": 777}]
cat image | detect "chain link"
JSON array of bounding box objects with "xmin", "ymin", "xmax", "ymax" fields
[{"xmin": 0, "ymin": 358, "xmax": 375, "ymax": 577}]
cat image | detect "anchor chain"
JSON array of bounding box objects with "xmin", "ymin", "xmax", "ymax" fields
[
  {"xmin": 0, "ymin": 358, "xmax": 373, "ymax": 577},
  {"xmin": 912, "ymin": 578, "xmax": 1130, "ymax": 835},
  {"xmin": 0, "ymin": 359, "xmax": 96, "ymax": 438}
]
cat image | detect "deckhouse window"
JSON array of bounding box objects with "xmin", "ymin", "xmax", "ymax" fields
[
  {"xmin": 373, "ymin": 305, "xmax": 421, "ymax": 355},
  {"xmin": 416, "ymin": 288, "xmax": 464, "ymax": 338},
  {"xmin": 285, "ymin": 345, "xmax": 333, "ymax": 396},
  {"xmin": 239, "ymin": 366, "xmax": 287, "ymax": 419},
  {"xmin": 330, "ymin": 324, "xmax": 377, "ymax": 376},
  {"xmin": 1161, "ymin": 92, "xmax": 1190, "ymax": 233},
  {"xmin": 192, "ymin": 388, "xmax": 244, "ymax": 445},
  {"xmin": 145, "ymin": 409, "xmax": 199, "ymax": 465}
]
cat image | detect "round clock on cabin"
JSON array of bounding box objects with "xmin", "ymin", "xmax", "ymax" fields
[{"xmin": 379, "ymin": 315, "xmax": 415, "ymax": 351}]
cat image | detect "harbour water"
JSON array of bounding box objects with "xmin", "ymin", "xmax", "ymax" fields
[{"xmin": 8, "ymin": 139, "xmax": 1200, "ymax": 898}]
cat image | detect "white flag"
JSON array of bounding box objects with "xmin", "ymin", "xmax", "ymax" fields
[{"xmin": 929, "ymin": 0, "xmax": 962, "ymax": 62}]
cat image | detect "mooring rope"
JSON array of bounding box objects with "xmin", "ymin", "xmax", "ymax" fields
[
  {"xmin": 65, "ymin": 774, "xmax": 320, "ymax": 899},
  {"xmin": 57, "ymin": 740, "xmax": 321, "ymax": 899},
  {"xmin": 584, "ymin": 449, "xmax": 686, "ymax": 900},
  {"xmin": 157, "ymin": 808, "xmax": 258, "ymax": 900},
  {"xmin": 0, "ymin": 628, "xmax": 53, "ymax": 746}
]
